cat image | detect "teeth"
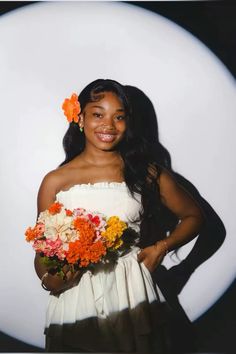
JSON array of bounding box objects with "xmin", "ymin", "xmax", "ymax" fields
[{"xmin": 97, "ymin": 133, "xmax": 115, "ymax": 142}]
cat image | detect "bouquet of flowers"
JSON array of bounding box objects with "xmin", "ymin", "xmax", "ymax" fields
[{"xmin": 25, "ymin": 202, "xmax": 137, "ymax": 277}]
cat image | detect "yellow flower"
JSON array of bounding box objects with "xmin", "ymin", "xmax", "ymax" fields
[
  {"xmin": 102, "ymin": 216, "xmax": 127, "ymax": 249},
  {"xmin": 113, "ymin": 239, "xmax": 124, "ymax": 250}
]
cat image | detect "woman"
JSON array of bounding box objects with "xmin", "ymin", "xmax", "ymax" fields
[{"xmin": 35, "ymin": 79, "xmax": 204, "ymax": 353}]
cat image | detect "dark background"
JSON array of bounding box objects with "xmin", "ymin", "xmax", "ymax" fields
[{"xmin": 0, "ymin": 1, "xmax": 235, "ymax": 353}]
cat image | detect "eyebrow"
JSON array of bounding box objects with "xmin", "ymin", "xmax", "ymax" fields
[{"xmin": 91, "ymin": 105, "xmax": 124, "ymax": 112}]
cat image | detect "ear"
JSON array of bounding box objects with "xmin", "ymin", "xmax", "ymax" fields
[{"xmin": 78, "ymin": 114, "xmax": 84, "ymax": 128}]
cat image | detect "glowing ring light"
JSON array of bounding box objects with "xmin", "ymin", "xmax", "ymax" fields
[{"xmin": 0, "ymin": 2, "xmax": 235, "ymax": 348}]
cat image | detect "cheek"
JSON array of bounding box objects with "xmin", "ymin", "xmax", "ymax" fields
[
  {"xmin": 118, "ymin": 121, "xmax": 126, "ymax": 133},
  {"xmin": 84, "ymin": 118, "xmax": 97, "ymax": 130}
]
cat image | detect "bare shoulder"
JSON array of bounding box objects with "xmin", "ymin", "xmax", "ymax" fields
[
  {"xmin": 156, "ymin": 167, "xmax": 189, "ymax": 201},
  {"xmin": 148, "ymin": 164, "xmax": 178, "ymax": 193},
  {"xmin": 158, "ymin": 167, "xmax": 178, "ymax": 188},
  {"xmin": 148, "ymin": 163, "xmax": 181, "ymax": 194},
  {"xmin": 40, "ymin": 160, "xmax": 79, "ymax": 189},
  {"xmin": 37, "ymin": 158, "xmax": 84, "ymax": 211},
  {"xmin": 39, "ymin": 168, "xmax": 63, "ymax": 193},
  {"xmin": 37, "ymin": 168, "xmax": 68, "ymax": 215}
]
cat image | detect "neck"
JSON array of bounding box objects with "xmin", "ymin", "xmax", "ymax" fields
[{"xmin": 80, "ymin": 146, "xmax": 121, "ymax": 166}]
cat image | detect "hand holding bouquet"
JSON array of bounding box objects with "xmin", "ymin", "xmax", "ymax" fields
[{"xmin": 25, "ymin": 202, "xmax": 137, "ymax": 280}]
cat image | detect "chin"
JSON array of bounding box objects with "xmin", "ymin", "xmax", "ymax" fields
[
  {"xmin": 99, "ymin": 144, "xmax": 119, "ymax": 152},
  {"xmin": 96, "ymin": 138, "xmax": 123, "ymax": 151}
]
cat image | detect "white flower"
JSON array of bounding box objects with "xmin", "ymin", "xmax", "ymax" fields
[
  {"xmin": 41, "ymin": 209, "xmax": 75, "ymax": 242},
  {"xmin": 59, "ymin": 228, "xmax": 78, "ymax": 243},
  {"xmin": 44, "ymin": 226, "xmax": 58, "ymax": 241}
]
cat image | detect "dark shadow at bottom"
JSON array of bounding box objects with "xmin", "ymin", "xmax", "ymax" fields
[{"xmin": 45, "ymin": 301, "xmax": 172, "ymax": 353}]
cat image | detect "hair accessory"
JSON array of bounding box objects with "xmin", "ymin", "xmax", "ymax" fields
[{"xmin": 62, "ymin": 93, "xmax": 81, "ymax": 124}]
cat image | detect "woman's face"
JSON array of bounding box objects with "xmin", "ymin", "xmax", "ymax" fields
[{"xmin": 80, "ymin": 91, "xmax": 126, "ymax": 152}]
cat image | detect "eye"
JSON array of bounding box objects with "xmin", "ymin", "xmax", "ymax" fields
[
  {"xmin": 115, "ymin": 115, "xmax": 125, "ymax": 121},
  {"xmin": 93, "ymin": 112, "xmax": 103, "ymax": 118}
]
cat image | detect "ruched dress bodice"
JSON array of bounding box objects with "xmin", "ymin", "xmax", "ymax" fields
[
  {"xmin": 55, "ymin": 182, "xmax": 141, "ymax": 232},
  {"xmin": 45, "ymin": 182, "xmax": 168, "ymax": 353}
]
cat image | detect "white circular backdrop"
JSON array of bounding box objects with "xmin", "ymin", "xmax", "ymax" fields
[{"xmin": 0, "ymin": 2, "xmax": 235, "ymax": 348}]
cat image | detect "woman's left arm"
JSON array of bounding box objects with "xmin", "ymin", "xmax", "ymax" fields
[{"xmin": 138, "ymin": 169, "xmax": 205, "ymax": 272}]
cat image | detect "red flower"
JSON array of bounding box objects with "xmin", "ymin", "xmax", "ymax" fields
[
  {"xmin": 91, "ymin": 216, "xmax": 100, "ymax": 227},
  {"xmin": 88, "ymin": 214, "xmax": 100, "ymax": 227}
]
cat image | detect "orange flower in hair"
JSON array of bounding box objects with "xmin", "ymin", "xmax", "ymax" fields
[{"xmin": 62, "ymin": 93, "xmax": 81, "ymax": 123}]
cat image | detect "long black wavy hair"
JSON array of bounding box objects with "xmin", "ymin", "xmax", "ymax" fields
[{"xmin": 60, "ymin": 79, "xmax": 178, "ymax": 246}]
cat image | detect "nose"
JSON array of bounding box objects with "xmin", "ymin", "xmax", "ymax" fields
[{"xmin": 101, "ymin": 115, "xmax": 115, "ymax": 130}]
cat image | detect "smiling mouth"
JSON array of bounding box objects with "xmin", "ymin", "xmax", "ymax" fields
[{"xmin": 95, "ymin": 132, "xmax": 117, "ymax": 143}]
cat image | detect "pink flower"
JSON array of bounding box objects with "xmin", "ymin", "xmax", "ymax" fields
[
  {"xmin": 74, "ymin": 208, "xmax": 86, "ymax": 217},
  {"xmin": 35, "ymin": 223, "xmax": 45, "ymax": 236},
  {"xmin": 33, "ymin": 239, "xmax": 47, "ymax": 253},
  {"xmin": 33, "ymin": 237, "xmax": 64, "ymax": 258}
]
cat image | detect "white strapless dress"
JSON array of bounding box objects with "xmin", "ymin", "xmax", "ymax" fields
[{"xmin": 45, "ymin": 182, "xmax": 168, "ymax": 353}]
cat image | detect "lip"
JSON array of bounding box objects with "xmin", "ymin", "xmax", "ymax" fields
[{"xmin": 95, "ymin": 132, "xmax": 117, "ymax": 143}]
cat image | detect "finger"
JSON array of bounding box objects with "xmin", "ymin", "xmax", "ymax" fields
[
  {"xmin": 65, "ymin": 271, "xmax": 71, "ymax": 280},
  {"xmin": 62, "ymin": 264, "xmax": 70, "ymax": 274},
  {"xmin": 73, "ymin": 270, "xmax": 82, "ymax": 281}
]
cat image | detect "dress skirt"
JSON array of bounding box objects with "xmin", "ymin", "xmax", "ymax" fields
[{"xmin": 45, "ymin": 248, "xmax": 170, "ymax": 353}]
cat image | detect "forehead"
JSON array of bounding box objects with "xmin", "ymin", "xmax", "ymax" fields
[{"xmin": 88, "ymin": 91, "xmax": 124, "ymax": 109}]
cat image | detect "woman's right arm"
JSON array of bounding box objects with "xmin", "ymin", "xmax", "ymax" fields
[{"xmin": 34, "ymin": 172, "xmax": 81, "ymax": 295}]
